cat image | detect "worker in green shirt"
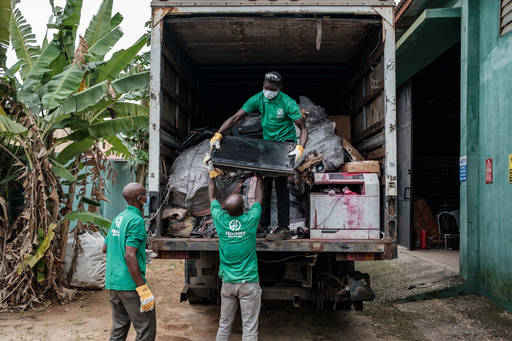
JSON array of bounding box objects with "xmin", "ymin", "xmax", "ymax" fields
[
  {"xmin": 103, "ymin": 183, "xmax": 156, "ymax": 341},
  {"xmin": 210, "ymin": 71, "xmax": 308, "ymax": 240},
  {"xmin": 208, "ymin": 171, "xmax": 263, "ymax": 341}
]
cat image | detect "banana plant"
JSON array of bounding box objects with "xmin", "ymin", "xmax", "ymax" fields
[{"xmin": 0, "ymin": 0, "xmax": 150, "ymax": 310}]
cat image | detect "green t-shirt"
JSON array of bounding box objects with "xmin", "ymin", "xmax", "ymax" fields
[
  {"xmin": 105, "ymin": 205, "xmax": 147, "ymax": 290},
  {"xmin": 241, "ymin": 91, "xmax": 302, "ymax": 142},
  {"xmin": 211, "ymin": 200, "xmax": 261, "ymax": 283}
]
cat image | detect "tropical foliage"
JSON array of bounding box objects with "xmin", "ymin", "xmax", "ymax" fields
[{"xmin": 0, "ymin": 0, "xmax": 149, "ymax": 310}]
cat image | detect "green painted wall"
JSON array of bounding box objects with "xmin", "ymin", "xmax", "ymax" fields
[{"xmin": 460, "ymin": 0, "xmax": 512, "ymax": 311}]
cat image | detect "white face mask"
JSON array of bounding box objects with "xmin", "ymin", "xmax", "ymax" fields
[{"xmin": 263, "ymin": 89, "xmax": 279, "ymax": 100}]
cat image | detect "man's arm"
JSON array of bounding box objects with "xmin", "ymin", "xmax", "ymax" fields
[
  {"xmin": 254, "ymin": 174, "xmax": 263, "ymax": 205},
  {"xmin": 217, "ymin": 109, "xmax": 247, "ymax": 134},
  {"xmin": 208, "ymin": 178, "xmax": 217, "ymax": 203},
  {"xmin": 294, "ymin": 117, "xmax": 308, "ymax": 148},
  {"xmin": 102, "ymin": 244, "xmax": 107, "ymax": 254},
  {"xmin": 124, "ymin": 246, "xmax": 145, "ymax": 287}
]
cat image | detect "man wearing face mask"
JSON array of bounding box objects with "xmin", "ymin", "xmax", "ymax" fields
[
  {"xmin": 210, "ymin": 71, "xmax": 308, "ymax": 240},
  {"xmin": 103, "ymin": 182, "xmax": 156, "ymax": 341}
]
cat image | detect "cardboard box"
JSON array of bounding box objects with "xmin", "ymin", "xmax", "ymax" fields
[
  {"xmin": 328, "ymin": 115, "xmax": 351, "ymax": 142},
  {"xmin": 342, "ymin": 161, "xmax": 380, "ymax": 175}
]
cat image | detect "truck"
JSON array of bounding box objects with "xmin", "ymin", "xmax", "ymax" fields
[{"xmin": 148, "ymin": 0, "xmax": 398, "ymax": 310}]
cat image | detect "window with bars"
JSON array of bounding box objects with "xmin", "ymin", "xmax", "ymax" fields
[{"xmin": 501, "ymin": 0, "xmax": 512, "ymax": 36}]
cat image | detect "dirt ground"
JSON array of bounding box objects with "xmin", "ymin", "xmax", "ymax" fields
[{"xmin": 1, "ymin": 248, "xmax": 512, "ymax": 341}]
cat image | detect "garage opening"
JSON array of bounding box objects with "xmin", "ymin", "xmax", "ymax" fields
[{"xmin": 411, "ymin": 44, "xmax": 461, "ymax": 252}]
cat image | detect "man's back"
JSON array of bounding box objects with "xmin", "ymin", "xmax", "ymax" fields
[
  {"xmin": 105, "ymin": 205, "xmax": 147, "ymax": 290},
  {"xmin": 210, "ymin": 200, "xmax": 261, "ymax": 283}
]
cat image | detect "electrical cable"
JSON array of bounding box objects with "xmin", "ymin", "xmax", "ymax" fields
[{"xmin": 258, "ymin": 254, "xmax": 316, "ymax": 263}]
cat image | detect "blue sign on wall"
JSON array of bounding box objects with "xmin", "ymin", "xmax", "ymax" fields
[{"xmin": 460, "ymin": 155, "xmax": 467, "ymax": 182}]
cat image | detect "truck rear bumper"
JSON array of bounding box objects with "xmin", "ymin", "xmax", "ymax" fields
[{"xmin": 150, "ymin": 237, "xmax": 397, "ymax": 260}]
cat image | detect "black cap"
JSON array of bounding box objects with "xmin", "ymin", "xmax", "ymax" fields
[{"xmin": 264, "ymin": 71, "xmax": 282, "ymax": 85}]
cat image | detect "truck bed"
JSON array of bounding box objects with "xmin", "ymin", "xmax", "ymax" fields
[{"xmin": 151, "ymin": 237, "xmax": 396, "ymax": 260}]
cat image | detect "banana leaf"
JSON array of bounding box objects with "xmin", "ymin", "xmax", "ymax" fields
[
  {"xmin": 110, "ymin": 12, "xmax": 123, "ymax": 30},
  {"xmin": 88, "ymin": 27, "xmax": 123, "ymax": 61},
  {"xmin": 105, "ymin": 135, "xmax": 133, "ymax": 157},
  {"xmin": 107, "ymin": 102, "xmax": 148, "ymax": 117},
  {"xmin": 96, "ymin": 35, "xmax": 147, "ymax": 82},
  {"xmin": 0, "ymin": 114, "xmax": 27, "ymax": 136},
  {"xmin": 84, "ymin": 0, "xmax": 113, "ymax": 48},
  {"xmin": 88, "ymin": 116, "xmax": 148, "ymax": 138},
  {"xmin": 55, "ymin": 72, "xmax": 149, "ymax": 117},
  {"xmin": 112, "ymin": 71, "xmax": 149, "ymax": 94},
  {"xmin": 55, "ymin": 137, "xmax": 94, "ymax": 164},
  {"xmin": 17, "ymin": 223, "xmax": 56, "ymax": 275},
  {"xmin": 9, "ymin": 7, "xmax": 40, "ymax": 79},
  {"xmin": 41, "ymin": 64, "xmax": 85, "ymax": 110},
  {"xmin": 57, "ymin": 0, "xmax": 83, "ymax": 62},
  {"xmin": 79, "ymin": 197, "xmax": 101, "ymax": 207},
  {"xmin": 0, "ymin": 0, "xmax": 11, "ymax": 65},
  {"xmin": 65, "ymin": 210, "xmax": 111, "ymax": 229},
  {"xmin": 50, "ymin": 159, "xmax": 77, "ymax": 182}
]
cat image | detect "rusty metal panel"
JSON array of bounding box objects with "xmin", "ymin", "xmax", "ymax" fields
[
  {"xmin": 151, "ymin": 237, "xmax": 389, "ymax": 253},
  {"xmin": 152, "ymin": 0, "xmax": 395, "ymax": 7}
]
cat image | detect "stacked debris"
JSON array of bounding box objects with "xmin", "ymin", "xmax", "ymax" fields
[
  {"xmin": 165, "ymin": 96, "xmax": 378, "ymax": 238},
  {"xmin": 162, "ymin": 208, "xmax": 195, "ymax": 238}
]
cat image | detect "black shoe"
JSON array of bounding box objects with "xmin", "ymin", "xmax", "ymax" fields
[{"xmin": 265, "ymin": 226, "xmax": 291, "ymax": 241}]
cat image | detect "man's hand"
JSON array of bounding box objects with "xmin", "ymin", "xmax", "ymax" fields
[
  {"xmin": 289, "ymin": 145, "xmax": 304, "ymax": 163},
  {"xmin": 203, "ymin": 152, "xmax": 222, "ymax": 178},
  {"xmin": 210, "ymin": 132, "xmax": 223, "ymax": 150},
  {"xmin": 207, "ymin": 161, "xmax": 222, "ymax": 178},
  {"xmin": 136, "ymin": 284, "xmax": 155, "ymax": 313}
]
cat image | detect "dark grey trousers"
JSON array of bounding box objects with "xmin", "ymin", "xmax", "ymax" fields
[{"xmin": 109, "ymin": 290, "xmax": 156, "ymax": 341}]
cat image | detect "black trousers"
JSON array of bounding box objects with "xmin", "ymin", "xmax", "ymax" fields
[
  {"xmin": 261, "ymin": 176, "xmax": 289, "ymax": 228},
  {"xmin": 109, "ymin": 290, "xmax": 156, "ymax": 341}
]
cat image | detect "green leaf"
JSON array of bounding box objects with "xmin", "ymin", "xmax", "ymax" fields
[
  {"xmin": 96, "ymin": 35, "xmax": 147, "ymax": 82},
  {"xmin": 58, "ymin": 0, "xmax": 83, "ymax": 61},
  {"xmin": 41, "ymin": 64, "xmax": 85, "ymax": 110},
  {"xmin": 65, "ymin": 210, "xmax": 111, "ymax": 229},
  {"xmin": 88, "ymin": 27, "xmax": 123, "ymax": 61},
  {"xmin": 9, "ymin": 7, "xmax": 40, "ymax": 79},
  {"xmin": 58, "ymin": 81, "xmax": 111, "ymax": 115},
  {"xmin": 17, "ymin": 223, "xmax": 56, "ymax": 275},
  {"xmin": 106, "ymin": 135, "xmax": 133, "ymax": 157},
  {"xmin": 88, "ymin": 116, "xmax": 148, "ymax": 138},
  {"xmin": 18, "ymin": 40, "xmax": 62, "ymax": 113},
  {"xmin": 0, "ymin": 114, "xmax": 27, "ymax": 136},
  {"xmin": 108, "ymin": 102, "xmax": 149, "ymax": 117},
  {"xmin": 50, "ymin": 159, "xmax": 77, "ymax": 182},
  {"xmin": 84, "ymin": 0, "xmax": 113, "ymax": 48},
  {"xmin": 0, "ymin": 0, "xmax": 11, "ymax": 65},
  {"xmin": 55, "ymin": 137, "xmax": 94, "ymax": 164},
  {"xmin": 112, "ymin": 71, "xmax": 149, "ymax": 94},
  {"xmin": 79, "ymin": 197, "xmax": 101, "ymax": 207},
  {"xmin": 110, "ymin": 12, "xmax": 123, "ymax": 30}
]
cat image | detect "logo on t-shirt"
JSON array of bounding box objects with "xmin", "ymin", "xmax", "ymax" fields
[
  {"xmin": 276, "ymin": 108, "xmax": 284, "ymax": 118},
  {"xmin": 112, "ymin": 216, "xmax": 123, "ymax": 237},
  {"xmin": 226, "ymin": 219, "xmax": 244, "ymax": 238},
  {"xmin": 228, "ymin": 219, "xmax": 241, "ymax": 231}
]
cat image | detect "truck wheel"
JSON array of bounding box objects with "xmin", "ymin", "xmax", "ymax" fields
[{"xmin": 353, "ymin": 301, "xmax": 364, "ymax": 311}]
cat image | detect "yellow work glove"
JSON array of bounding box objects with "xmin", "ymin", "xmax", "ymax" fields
[
  {"xmin": 136, "ymin": 284, "xmax": 155, "ymax": 313},
  {"xmin": 288, "ymin": 145, "xmax": 304, "ymax": 163},
  {"xmin": 207, "ymin": 161, "xmax": 222, "ymax": 178},
  {"xmin": 210, "ymin": 132, "xmax": 223, "ymax": 150}
]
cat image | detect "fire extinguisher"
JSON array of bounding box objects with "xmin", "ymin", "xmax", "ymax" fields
[{"xmin": 420, "ymin": 229, "xmax": 427, "ymax": 249}]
